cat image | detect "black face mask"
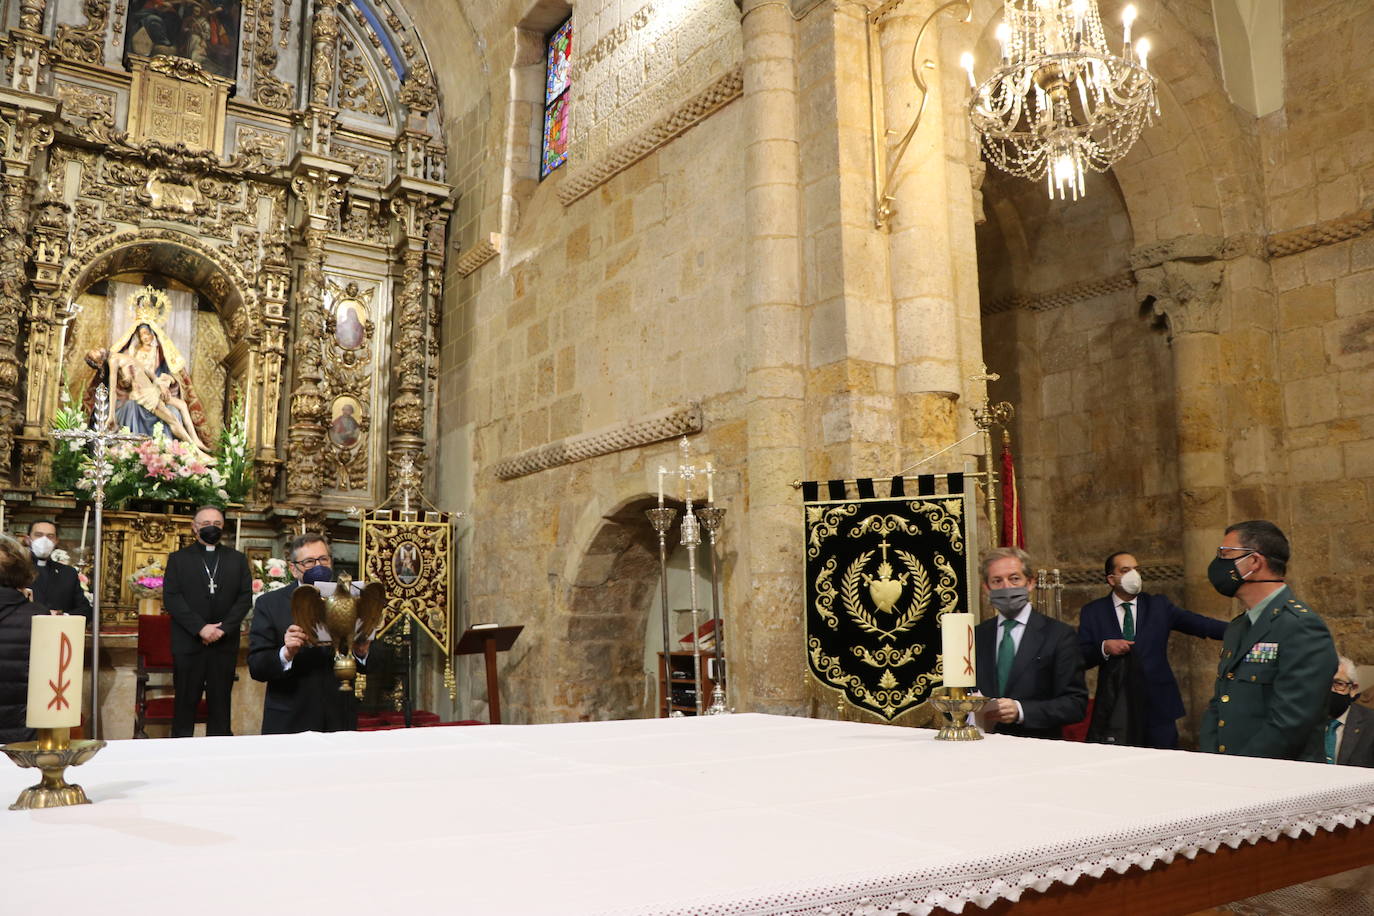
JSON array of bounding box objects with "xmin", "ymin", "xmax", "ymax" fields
[
  {"xmin": 1329, "ymin": 691, "xmax": 1356, "ymax": 719},
  {"xmin": 1207, "ymin": 555, "xmax": 1248, "ymax": 597},
  {"xmin": 199, "ymin": 525, "xmax": 223, "ymax": 545}
]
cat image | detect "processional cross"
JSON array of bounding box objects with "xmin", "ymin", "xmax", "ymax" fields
[{"xmin": 51, "ymin": 384, "xmax": 149, "ymax": 740}]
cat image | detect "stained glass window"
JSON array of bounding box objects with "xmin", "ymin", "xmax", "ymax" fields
[{"xmin": 541, "ymin": 18, "xmax": 572, "ymax": 178}]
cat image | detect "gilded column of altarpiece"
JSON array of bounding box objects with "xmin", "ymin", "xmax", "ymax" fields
[{"xmin": 0, "ymin": 0, "xmax": 452, "ymax": 524}]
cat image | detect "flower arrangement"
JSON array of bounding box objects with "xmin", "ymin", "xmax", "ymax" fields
[
  {"xmin": 50, "ymin": 548, "xmax": 93, "ymax": 602},
  {"xmin": 129, "ymin": 560, "xmax": 166, "ymax": 598},
  {"xmin": 252, "ymin": 557, "xmax": 292, "ymax": 604},
  {"xmin": 48, "ymin": 388, "xmax": 253, "ymax": 509}
]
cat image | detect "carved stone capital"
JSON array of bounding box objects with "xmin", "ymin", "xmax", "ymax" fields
[
  {"xmin": 1128, "ymin": 234, "xmax": 1224, "ymax": 272},
  {"xmin": 1135, "ymin": 259, "xmax": 1225, "ymax": 336}
]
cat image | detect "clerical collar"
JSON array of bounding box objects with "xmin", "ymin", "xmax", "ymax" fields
[
  {"xmin": 34, "ymin": 559, "xmax": 47, "ymax": 566},
  {"xmin": 203, "ymin": 544, "xmax": 217, "ymax": 552}
]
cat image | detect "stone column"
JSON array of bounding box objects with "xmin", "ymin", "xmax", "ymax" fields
[
  {"xmin": 1133, "ymin": 238, "xmax": 1229, "ymax": 619},
  {"xmin": 877, "ymin": 2, "xmax": 972, "ymax": 461},
  {"xmin": 739, "ymin": 0, "xmax": 807, "ymax": 714}
]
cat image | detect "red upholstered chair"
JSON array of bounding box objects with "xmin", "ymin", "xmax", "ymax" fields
[
  {"xmin": 1060, "ymin": 697, "xmax": 1094, "ymax": 742},
  {"xmin": 134, "ymin": 614, "xmax": 208, "ymax": 738}
]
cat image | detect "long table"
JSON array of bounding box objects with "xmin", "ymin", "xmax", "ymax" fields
[{"xmin": 3, "ymin": 714, "xmax": 1372, "ymax": 914}]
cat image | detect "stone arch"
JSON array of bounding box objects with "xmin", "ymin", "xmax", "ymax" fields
[
  {"xmin": 60, "ymin": 229, "xmax": 258, "ymax": 338},
  {"xmin": 558, "ymin": 494, "xmax": 666, "ymax": 720}
]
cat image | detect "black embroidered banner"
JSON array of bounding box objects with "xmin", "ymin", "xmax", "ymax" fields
[{"xmin": 803, "ymin": 481, "xmax": 974, "ymax": 721}]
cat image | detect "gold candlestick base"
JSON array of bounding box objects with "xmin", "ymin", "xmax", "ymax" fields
[
  {"xmin": 2, "ymin": 728, "xmax": 106, "ymax": 810},
  {"xmin": 928, "ymin": 687, "xmax": 989, "ymax": 741}
]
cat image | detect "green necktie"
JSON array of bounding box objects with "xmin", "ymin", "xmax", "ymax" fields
[
  {"xmin": 1326, "ymin": 719, "xmax": 1342, "ymax": 765},
  {"xmin": 1122, "ymin": 601, "xmax": 1135, "ymax": 641},
  {"xmin": 997, "ymin": 617, "xmax": 1017, "ymax": 694}
]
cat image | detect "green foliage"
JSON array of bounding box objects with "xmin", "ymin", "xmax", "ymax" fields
[
  {"xmin": 48, "ymin": 398, "xmax": 88, "ymax": 493},
  {"xmin": 216, "ymin": 388, "xmax": 253, "ymax": 504},
  {"xmin": 44, "ymin": 390, "xmax": 254, "ymax": 509}
]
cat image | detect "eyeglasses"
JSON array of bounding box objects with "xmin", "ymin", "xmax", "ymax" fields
[
  {"xmin": 1334, "ymin": 679, "xmax": 1358, "ymax": 691},
  {"xmin": 292, "ymin": 555, "xmax": 332, "ymax": 569},
  {"xmin": 1216, "ymin": 547, "xmax": 1259, "ymax": 560}
]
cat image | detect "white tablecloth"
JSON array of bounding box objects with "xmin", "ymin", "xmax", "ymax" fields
[{"xmin": 3, "ymin": 714, "xmax": 1373, "ymax": 915}]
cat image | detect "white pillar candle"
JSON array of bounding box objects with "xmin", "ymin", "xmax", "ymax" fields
[
  {"xmin": 236, "ymin": 515, "xmax": 243, "ymax": 548},
  {"xmin": 705, "ymin": 463, "xmax": 715, "ymax": 504},
  {"xmin": 26, "ymin": 614, "xmax": 85, "ymax": 729},
  {"xmin": 79, "ymin": 505, "xmax": 90, "ymax": 551},
  {"xmin": 940, "ymin": 613, "xmax": 976, "ymax": 688},
  {"xmin": 657, "ymin": 466, "xmax": 666, "ymax": 508}
]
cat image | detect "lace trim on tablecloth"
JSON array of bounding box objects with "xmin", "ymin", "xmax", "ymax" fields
[{"xmin": 636, "ymin": 801, "xmax": 1374, "ymax": 916}]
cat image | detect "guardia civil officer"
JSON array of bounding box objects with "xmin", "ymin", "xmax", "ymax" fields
[{"xmin": 1199, "ymin": 520, "xmax": 1337, "ymax": 761}]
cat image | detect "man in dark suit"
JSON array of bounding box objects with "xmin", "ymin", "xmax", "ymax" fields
[
  {"xmin": 25, "ymin": 520, "xmax": 92, "ymax": 620},
  {"xmin": 1328, "ymin": 656, "xmax": 1374, "ymax": 767},
  {"xmin": 975, "ymin": 547, "xmax": 1087, "ymax": 739},
  {"xmin": 248, "ymin": 533, "xmax": 373, "ymax": 734},
  {"xmin": 1078, "ymin": 551, "xmax": 1227, "ymax": 749},
  {"xmin": 1200, "ymin": 520, "xmax": 1337, "ymax": 761},
  {"xmin": 162, "ymin": 505, "xmax": 252, "ymax": 737}
]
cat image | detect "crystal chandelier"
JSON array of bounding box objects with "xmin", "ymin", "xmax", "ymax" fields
[{"xmin": 960, "ymin": 1, "xmax": 1160, "ymax": 200}]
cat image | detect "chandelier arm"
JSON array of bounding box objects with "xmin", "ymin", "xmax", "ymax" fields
[{"xmin": 869, "ymin": 0, "xmax": 971, "ymax": 230}]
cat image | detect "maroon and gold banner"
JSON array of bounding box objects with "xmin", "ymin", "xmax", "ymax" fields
[{"xmin": 1000, "ymin": 433, "xmax": 1025, "ymax": 549}]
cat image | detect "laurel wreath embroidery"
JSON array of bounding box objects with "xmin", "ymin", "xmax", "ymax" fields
[{"xmin": 841, "ymin": 549, "xmax": 931, "ymax": 641}]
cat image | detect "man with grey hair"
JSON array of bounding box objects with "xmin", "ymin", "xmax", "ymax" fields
[
  {"xmin": 973, "ymin": 547, "xmax": 1087, "ymax": 738},
  {"xmin": 1327, "ymin": 656, "xmax": 1374, "ymax": 767}
]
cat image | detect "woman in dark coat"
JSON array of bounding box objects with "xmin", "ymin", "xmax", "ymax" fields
[{"xmin": 0, "ymin": 533, "xmax": 46, "ymax": 744}]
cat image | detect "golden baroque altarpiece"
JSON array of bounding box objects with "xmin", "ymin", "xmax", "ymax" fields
[{"xmin": 0, "ymin": 0, "xmax": 452, "ymax": 552}]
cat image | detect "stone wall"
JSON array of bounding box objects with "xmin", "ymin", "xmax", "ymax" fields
[
  {"xmin": 404, "ymin": 0, "xmax": 1374, "ymax": 727},
  {"xmin": 1260, "ymin": 1, "xmax": 1374, "ymax": 660}
]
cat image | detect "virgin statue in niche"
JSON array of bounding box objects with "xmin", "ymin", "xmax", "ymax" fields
[{"xmin": 84, "ymin": 319, "xmax": 215, "ymax": 459}]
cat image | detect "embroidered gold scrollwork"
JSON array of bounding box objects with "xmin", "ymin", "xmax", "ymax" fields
[
  {"xmin": 910, "ymin": 498, "xmax": 964, "ymax": 552},
  {"xmin": 806, "ymin": 503, "xmax": 858, "ymax": 559},
  {"xmin": 810, "ymin": 635, "xmax": 941, "ymax": 719},
  {"xmin": 848, "ymin": 513, "xmax": 922, "ymax": 539},
  {"xmin": 852, "ymin": 644, "xmax": 922, "ymax": 668},
  {"xmin": 933, "ymin": 550, "xmax": 959, "ymax": 614},
  {"xmin": 813, "ymin": 555, "xmax": 839, "ymax": 630}
]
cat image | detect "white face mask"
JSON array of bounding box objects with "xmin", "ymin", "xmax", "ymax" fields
[
  {"xmin": 1118, "ymin": 568, "xmax": 1143, "ymax": 596},
  {"xmin": 30, "ymin": 536, "xmax": 55, "ymax": 560}
]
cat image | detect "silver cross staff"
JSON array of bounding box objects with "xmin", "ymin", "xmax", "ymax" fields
[{"xmin": 51, "ymin": 384, "xmax": 149, "ymax": 740}]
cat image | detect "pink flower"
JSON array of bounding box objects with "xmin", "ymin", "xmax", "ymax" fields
[
  {"xmin": 252, "ymin": 578, "xmax": 264, "ymax": 593},
  {"xmin": 267, "ymin": 565, "xmax": 285, "ymax": 578}
]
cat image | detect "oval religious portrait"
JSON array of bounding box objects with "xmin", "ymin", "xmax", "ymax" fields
[
  {"xmin": 334, "ymin": 299, "xmax": 367, "ymax": 350},
  {"xmin": 393, "ymin": 542, "xmax": 421, "ymax": 586},
  {"xmin": 328, "ymin": 396, "xmax": 362, "ymax": 449}
]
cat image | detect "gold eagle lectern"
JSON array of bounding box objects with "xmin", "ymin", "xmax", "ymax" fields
[{"xmin": 291, "ymin": 572, "xmax": 386, "ymax": 693}]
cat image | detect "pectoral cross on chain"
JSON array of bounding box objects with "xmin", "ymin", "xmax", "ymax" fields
[{"xmin": 207, "ymin": 578, "xmax": 217, "ymax": 595}]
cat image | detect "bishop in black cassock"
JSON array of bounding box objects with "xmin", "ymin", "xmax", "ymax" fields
[{"xmin": 162, "ymin": 506, "xmax": 251, "ymax": 737}]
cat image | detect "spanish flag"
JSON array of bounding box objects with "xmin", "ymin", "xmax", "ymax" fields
[{"xmin": 1000, "ymin": 430, "xmax": 1025, "ymax": 549}]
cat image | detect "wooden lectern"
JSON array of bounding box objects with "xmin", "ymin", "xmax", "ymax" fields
[{"xmin": 455, "ymin": 623, "xmax": 523, "ymax": 724}]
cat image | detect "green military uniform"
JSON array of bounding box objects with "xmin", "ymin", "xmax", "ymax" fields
[{"xmin": 1200, "ymin": 586, "xmax": 1337, "ymax": 761}]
